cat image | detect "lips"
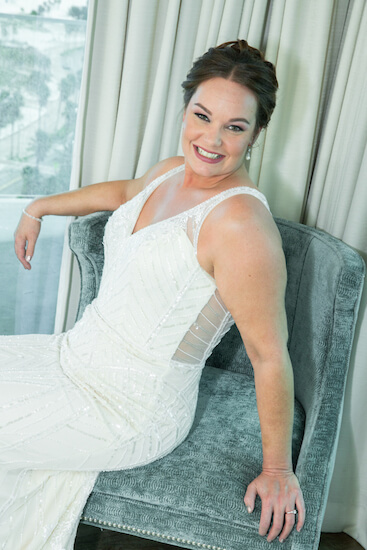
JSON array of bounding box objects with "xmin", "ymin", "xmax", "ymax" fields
[{"xmin": 194, "ymin": 145, "xmax": 224, "ymax": 164}]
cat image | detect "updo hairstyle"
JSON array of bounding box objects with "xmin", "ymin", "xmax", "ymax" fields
[{"xmin": 181, "ymin": 40, "xmax": 278, "ymax": 135}]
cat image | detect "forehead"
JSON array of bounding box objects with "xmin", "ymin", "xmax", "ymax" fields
[{"xmin": 190, "ymin": 77, "xmax": 258, "ymax": 120}]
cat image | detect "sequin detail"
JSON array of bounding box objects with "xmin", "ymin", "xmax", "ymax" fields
[{"xmin": 0, "ymin": 163, "xmax": 270, "ymax": 549}]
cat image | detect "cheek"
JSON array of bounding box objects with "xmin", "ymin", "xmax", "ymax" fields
[
  {"xmin": 229, "ymin": 137, "xmax": 248, "ymax": 156},
  {"xmin": 181, "ymin": 121, "xmax": 192, "ymax": 152},
  {"xmin": 182, "ymin": 119, "xmax": 197, "ymax": 141}
]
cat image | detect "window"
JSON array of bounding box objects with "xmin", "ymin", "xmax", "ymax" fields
[{"xmin": 0, "ymin": 1, "xmax": 88, "ymax": 334}]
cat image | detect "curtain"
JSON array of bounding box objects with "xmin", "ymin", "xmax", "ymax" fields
[
  {"xmin": 304, "ymin": 2, "xmax": 367, "ymax": 545},
  {"xmin": 55, "ymin": 1, "xmax": 367, "ymax": 546}
]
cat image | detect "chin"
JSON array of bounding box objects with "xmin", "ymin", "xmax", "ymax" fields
[
  {"xmin": 187, "ymin": 159, "xmax": 223, "ymax": 177},
  {"xmin": 188, "ymin": 155, "xmax": 245, "ymax": 179}
]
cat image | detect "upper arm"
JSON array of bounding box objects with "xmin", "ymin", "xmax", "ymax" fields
[
  {"xmin": 209, "ymin": 200, "xmax": 288, "ymax": 364},
  {"xmin": 28, "ymin": 156, "xmax": 185, "ymax": 218}
]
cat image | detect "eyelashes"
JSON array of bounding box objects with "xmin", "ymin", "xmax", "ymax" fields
[
  {"xmin": 194, "ymin": 112, "xmax": 245, "ymax": 132},
  {"xmin": 227, "ymin": 125, "xmax": 244, "ymax": 133},
  {"xmin": 195, "ymin": 112, "xmax": 209, "ymax": 122}
]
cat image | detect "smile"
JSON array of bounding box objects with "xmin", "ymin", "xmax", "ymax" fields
[{"xmin": 194, "ymin": 145, "xmax": 224, "ymax": 163}]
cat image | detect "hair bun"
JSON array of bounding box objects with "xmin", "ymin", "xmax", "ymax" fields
[
  {"xmin": 217, "ymin": 39, "xmax": 248, "ymax": 53},
  {"xmin": 217, "ymin": 39, "xmax": 262, "ymax": 58}
]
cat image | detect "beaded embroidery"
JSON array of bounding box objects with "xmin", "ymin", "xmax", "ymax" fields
[{"xmin": 0, "ymin": 163, "xmax": 270, "ymax": 549}]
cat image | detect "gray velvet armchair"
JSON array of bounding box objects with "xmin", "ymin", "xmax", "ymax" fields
[{"xmin": 69, "ymin": 212, "xmax": 365, "ymax": 550}]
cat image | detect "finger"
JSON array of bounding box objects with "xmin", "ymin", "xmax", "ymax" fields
[
  {"xmin": 267, "ymin": 508, "xmax": 289, "ymax": 542},
  {"xmin": 244, "ymin": 482, "xmax": 257, "ymax": 514},
  {"xmin": 25, "ymin": 238, "xmax": 36, "ymax": 262},
  {"xmin": 14, "ymin": 238, "xmax": 31, "ymax": 270},
  {"xmin": 295, "ymin": 493, "xmax": 306, "ymax": 532},
  {"xmin": 258, "ymin": 501, "xmax": 273, "ymax": 537},
  {"xmin": 278, "ymin": 509, "xmax": 296, "ymax": 542}
]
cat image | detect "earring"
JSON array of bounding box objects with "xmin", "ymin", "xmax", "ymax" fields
[{"xmin": 245, "ymin": 145, "xmax": 252, "ymax": 161}]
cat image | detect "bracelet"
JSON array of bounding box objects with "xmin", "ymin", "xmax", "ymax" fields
[{"xmin": 23, "ymin": 209, "xmax": 43, "ymax": 223}]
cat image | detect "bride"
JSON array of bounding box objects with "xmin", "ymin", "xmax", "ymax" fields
[{"xmin": 1, "ymin": 40, "xmax": 304, "ymax": 549}]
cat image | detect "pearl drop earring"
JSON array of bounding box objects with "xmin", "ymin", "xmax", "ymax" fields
[{"xmin": 245, "ymin": 145, "xmax": 252, "ymax": 161}]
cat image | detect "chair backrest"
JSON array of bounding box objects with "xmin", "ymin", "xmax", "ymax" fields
[{"xmin": 69, "ymin": 213, "xmax": 365, "ymax": 416}]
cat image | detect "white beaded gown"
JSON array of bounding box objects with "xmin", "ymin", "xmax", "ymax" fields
[{"xmin": 0, "ymin": 164, "xmax": 270, "ymax": 549}]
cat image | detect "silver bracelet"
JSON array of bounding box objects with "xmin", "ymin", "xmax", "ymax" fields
[{"xmin": 23, "ymin": 209, "xmax": 43, "ymax": 223}]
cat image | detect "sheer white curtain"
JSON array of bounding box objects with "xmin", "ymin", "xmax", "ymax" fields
[{"xmin": 55, "ymin": 0, "xmax": 367, "ymax": 546}]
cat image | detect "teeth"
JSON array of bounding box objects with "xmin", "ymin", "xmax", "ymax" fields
[{"xmin": 197, "ymin": 146, "xmax": 221, "ymax": 159}]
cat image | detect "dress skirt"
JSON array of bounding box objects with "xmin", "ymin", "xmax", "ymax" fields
[{"xmin": 0, "ymin": 325, "xmax": 199, "ymax": 550}]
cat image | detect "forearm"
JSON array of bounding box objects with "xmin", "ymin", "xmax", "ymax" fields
[
  {"xmin": 253, "ymin": 353, "xmax": 294, "ymax": 471},
  {"xmin": 245, "ymin": 353, "xmax": 305, "ymax": 542},
  {"xmin": 25, "ymin": 180, "xmax": 127, "ymax": 219}
]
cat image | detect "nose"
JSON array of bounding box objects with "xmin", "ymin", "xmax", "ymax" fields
[{"xmin": 205, "ymin": 124, "xmax": 222, "ymax": 148}]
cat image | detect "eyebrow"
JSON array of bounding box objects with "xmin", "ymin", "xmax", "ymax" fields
[{"xmin": 194, "ymin": 103, "xmax": 251, "ymax": 126}]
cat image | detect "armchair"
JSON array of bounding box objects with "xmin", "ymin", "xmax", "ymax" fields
[{"xmin": 69, "ymin": 212, "xmax": 365, "ymax": 550}]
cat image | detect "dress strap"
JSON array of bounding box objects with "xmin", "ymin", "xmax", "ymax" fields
[
  {"xmin": 192, "ymin": 186, "xmax": 271, "ymax": 253},
  {"xmin": 142, "ymin": 163, "xmax": 185, "ymax": 198}
]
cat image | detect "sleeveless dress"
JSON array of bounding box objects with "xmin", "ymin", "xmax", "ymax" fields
[{"xmin": 0, "ymin": 164, "xmax": 270, "ymax": 549}]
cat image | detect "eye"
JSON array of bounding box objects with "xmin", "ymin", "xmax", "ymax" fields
[
  {"xmin": 227, "ymin": 124, "xmax": 244, "ymax": 133},
  {"xmin": 195, "ymin": 112, "xmax": 210, "ymax": 122}
]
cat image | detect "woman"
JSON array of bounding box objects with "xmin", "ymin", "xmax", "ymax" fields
[{"xmin": 1, "ymin": 40, "xmax": 305, "ymax": 548}]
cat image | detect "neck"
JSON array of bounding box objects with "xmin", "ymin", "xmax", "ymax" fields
[{"xmin": 182, "ymin": 162, "xmax": 249, "ymax": 191}]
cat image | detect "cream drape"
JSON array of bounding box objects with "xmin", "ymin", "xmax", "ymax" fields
[
  {"xmin": 304, "ymin": 2, "xmax": 367, "ymax": 546},
  {"xmin": 55, "ymin": 1, "xmax": 367, "ymax": 547}
]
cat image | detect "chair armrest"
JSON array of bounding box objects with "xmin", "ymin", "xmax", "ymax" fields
[
  {"xmin": 278, "ymin": 220, "xmax": 365, "ymax": 544},
  {"xmin": 68, "ymin": 211, "xmax": 112, "ymax": 321}
]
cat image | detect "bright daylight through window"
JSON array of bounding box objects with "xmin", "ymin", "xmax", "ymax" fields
[{"xmin": 0, "ymin": 0, "xmax": 88, "ymax": 335}]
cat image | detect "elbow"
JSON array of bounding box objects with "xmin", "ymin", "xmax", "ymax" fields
[{"xmin": 245, "ymin": 341, "xmax": 291, "ymax": 373}]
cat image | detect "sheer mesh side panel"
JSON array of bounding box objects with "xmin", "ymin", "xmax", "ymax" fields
[
  {"xmin": 171, "ymin": 217, "xmax": 231, "ymax": 365},
  {"xmin": 172, "ymin": 289, "xmax": 228, "ymax": 365}
]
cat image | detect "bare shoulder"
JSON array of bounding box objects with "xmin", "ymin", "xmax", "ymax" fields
[
  {"xmin": 152, "ymin": 156, "xmax": 185, "ymax": 177},
  {"xmin": 125, "ymin": 156, "xmax": 185, "ymax": 201},
  {"xmin": 202, "ymin": 192, "xmax": 285, "ymax": 283},
  {"xmin": 141, "ymin": 156, "xmax": 184, "ymax": 188},
  {"xmin": 208, "ymin": 191, "xmax": 282, "ymax": 253}
]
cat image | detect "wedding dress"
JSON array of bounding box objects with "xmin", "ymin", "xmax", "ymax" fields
[{"xmin": 0, "ymin": 164, "xmax": 270, "ymax": 549}]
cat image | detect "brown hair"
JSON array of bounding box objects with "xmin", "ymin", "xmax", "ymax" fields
[{"xmin": 181, "ymin": 40, "xmax": 278, "ymax": 134}]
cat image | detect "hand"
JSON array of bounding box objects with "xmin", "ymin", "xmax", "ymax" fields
[
  {"xmin": 14, "ymin": 211, "xmax": 42, "ymax": 270},
  {"xmin": 244, "ymin": 469, "xmax": 305, "ymax": 543}
]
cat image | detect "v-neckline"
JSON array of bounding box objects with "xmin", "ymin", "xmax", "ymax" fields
[
  {"xmin": 131, "ymin": 164, "xmax": 187, "ymax": 236},
  {"xmin": 130, "ymin": 164, "xmax": 265, "ymax": 237}
]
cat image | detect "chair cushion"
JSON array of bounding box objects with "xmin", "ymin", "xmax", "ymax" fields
[{"xmin": 82, "ymin": 366, "xmax": 305, "ymax": 550}]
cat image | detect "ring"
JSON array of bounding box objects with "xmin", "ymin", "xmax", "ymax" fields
[{"xmin": 285, "ymin": 510, "xmax": 297, "ymax": 515}]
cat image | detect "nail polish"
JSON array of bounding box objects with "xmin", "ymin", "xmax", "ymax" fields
[{"xmin": 26, "ymin": 256, "xmax": 32, "ymax": 262}]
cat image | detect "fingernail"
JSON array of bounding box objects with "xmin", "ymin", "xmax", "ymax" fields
[
  {"xmin": 247, "ymin": 506, "xmax": 252, "ymax": 513},
  {"xmin": 26, "ymin": 256, "xmax": 31, "ymax": 262},
  {"xmin": 297, "ymin": 526, "xmax": 302, "ymax": 532},
  {"xmin": 279, "ymin": 539, "xmax": 284, "ymax": 543}
]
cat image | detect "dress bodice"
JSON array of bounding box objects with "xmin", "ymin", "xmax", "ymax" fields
[{"xmin": 93, "ymin": 164, "xmax": 270, "ymax": 367}]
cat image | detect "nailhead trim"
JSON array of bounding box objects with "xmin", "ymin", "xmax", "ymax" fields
[{"xmin": 81, "ymin": 516, "xmax": 226, "ymax": 550}]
